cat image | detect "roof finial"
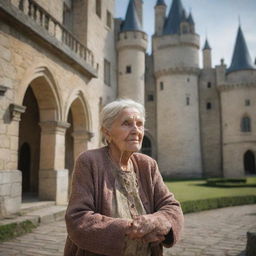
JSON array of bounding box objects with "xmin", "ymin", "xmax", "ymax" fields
[{"xmin": 238, "ymin": 15, "xmax": 241, "ymax": 27}]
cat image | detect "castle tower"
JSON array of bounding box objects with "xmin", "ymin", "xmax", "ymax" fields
[
  {"xmin": 154, "ymin": 0, "xmax": 167, "ymax": 36},
  {"xmin": 117, "ymin": 0, "xmax": 148, "ymax": 104},
  {"xmin": 203, "ymin": 38, "xmax": 212, "ymax": 69},
  {"xmin": 218, "ymin": 25, "xmax": 256, "ymax": 177},
  {"xmin": 153, "ymin": 0, "xmax": 202, "ymax": 177}
]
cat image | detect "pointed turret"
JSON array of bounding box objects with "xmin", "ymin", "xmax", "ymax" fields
[
  {"xmin": 154, "ymin": 0, "xmax": 167, "ymax": 35},
  {"xmin": 203, "ymin": 38, "xmax": 212, "ymax": 69},
  {"xmin": 117, "ymin": 0, "xmax": 147, "ymax": 104},
  {"xmin": 163, "ymin": 0, "xmax": 185, "ymax": 35},
  {"xmin": 203, "ymin": 39, "xmax": 211, "ymax": 50},
  {"xmin": 187, "ymin": 13, "xmax": 194, "ymax": 25},
  {"xmin": 156, "ymin": 0, "xmax": 166, "ymax": 6},
  {"xmin": 121, "ymin": 0, "xmax": 142, "ymax": 32},
  {"xmin": 227, "ymin": 26, "xmax": 255, "ymax": 73}
]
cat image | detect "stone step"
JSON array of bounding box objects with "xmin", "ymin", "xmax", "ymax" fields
[
  {"xmin": 26, "ymin": 205, "xmax": 67, "ymax": 225},
  {"xmin": 0, "ymin": 204, "xmax": 67, "ymax": 242},
  {"xmin": 20, "ymin": 200, "xmax": 56, "ymax": 215}
]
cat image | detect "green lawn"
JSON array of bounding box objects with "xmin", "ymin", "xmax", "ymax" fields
[{"xmin": 165, "ymin": 177, "xmax": 256, "ymax": 203}]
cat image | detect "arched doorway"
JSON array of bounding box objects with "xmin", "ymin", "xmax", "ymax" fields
[
  {"xmin": 18, "ymin": 86, "xmax": 40, "ymax": 197},
  {"xmin": 141, "ymin": 136, "xmax": 152, "ymax": 157},
  {"xmin": 244, "ymin": 150, "xmax": 256, "ymax": 175},
  {"xmin": 65, "ymin": 94, "xmax": 91, "ymax": 195},
  {"xmin": 18, "ymin": 67, "xmax": 63, "ymax": 202}
]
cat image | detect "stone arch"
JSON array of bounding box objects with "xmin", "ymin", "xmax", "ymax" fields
[
  {"xmin": 18, "ymin": 65, "xmax": 68, "ymax": 202},
  {"xmin": 244, "ymin": 150, "xmax": 256, "ymax": 175},
  {"xmin": 65, "ymin": 90, "xmax": 92, "ymax": 132},
  {"xmin": 65, "ymin": 90, "xmax": 93, "ymax": 194},
  {"xmin": 18, "ymin": 65, "xmax": 62, "ymax": 121}
]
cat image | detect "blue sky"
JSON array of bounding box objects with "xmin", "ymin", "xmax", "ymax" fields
[{"xmin": 115, "ymin": 0, "xmax": 256, "ymax": 68}]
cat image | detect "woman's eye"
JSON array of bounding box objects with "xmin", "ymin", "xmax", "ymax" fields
[{"xmin": 122, "ymin": 121, "xmax": 130, "ymax": 126}]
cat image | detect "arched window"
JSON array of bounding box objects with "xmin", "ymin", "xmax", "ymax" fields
[
  {"xmin": 241, "ymin": 116, "xmax": 251, "ymax": 132},
  {"xmin": 141, "ymin": 136, "xmax": 152, "ymax": 157},
  {"xmin": 244, "ymin": 150, "xmax": 256, "ymax": 175}
]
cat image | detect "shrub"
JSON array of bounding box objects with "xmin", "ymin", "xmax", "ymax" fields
[{"xmin": 181, "ymin": 195, "xmax": 256, "ymax": 214}]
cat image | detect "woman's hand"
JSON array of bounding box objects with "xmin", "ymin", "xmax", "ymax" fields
[{"xmin": 126, "ymin": 215, "xmax": 171, "ymax": 244}]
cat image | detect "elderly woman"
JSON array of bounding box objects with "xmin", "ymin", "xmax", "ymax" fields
[{"xmin": 64, "ymin": 99, "xmax": 184, "ymax": 256}]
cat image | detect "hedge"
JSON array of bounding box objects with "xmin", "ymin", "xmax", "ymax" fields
[{"xmin": 181, "ymin": 195, "xmax": 256, "ymax": 214}]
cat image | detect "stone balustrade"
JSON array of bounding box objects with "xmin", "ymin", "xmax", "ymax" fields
[{"xmin": 16, "ymin": 0, "xmax": 95, "ymax": 69}]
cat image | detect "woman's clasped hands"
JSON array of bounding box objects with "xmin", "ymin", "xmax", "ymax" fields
[{"xmin": 126, "ymin": 215, "xmax": 171, "ymax": 245}]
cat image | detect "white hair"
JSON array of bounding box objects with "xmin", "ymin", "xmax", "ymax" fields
[{"xmin": 100, "ymin": 99, "xmax": 145, "ymax": 132}]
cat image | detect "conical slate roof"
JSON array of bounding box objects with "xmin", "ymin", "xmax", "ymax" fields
[
  {"xmin": 187, "ymin": 13, "xmax": 194, "ymax": 25},
  {"xmin": 203, "ymin": 39, "xmax": 211, "ymax": 50},
  {"xmin": 121, "ymin": 0, "xmax": 142, "ymax": 32},
  {"xmin": 156, "ymin": 0, "xmax": 166, "ymax": 6},
  {"xmin": 228, "ymin": 26, "xmax": 255, "ymax": 73},
  {"xmin": 163, "ymin": 0, "xmax": 185, "ymax": 35}
]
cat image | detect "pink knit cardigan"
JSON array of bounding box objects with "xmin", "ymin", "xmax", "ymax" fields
[{"xmin": 64, "ymin": 147, "xmax": 184, "ymax": 256}]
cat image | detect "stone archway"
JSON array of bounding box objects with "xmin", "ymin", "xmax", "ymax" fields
[
  {"xmin": 18, "ymin": 67, "xmax": 69, "ymax": 204},
  {"xmin": 244, "ymin": 150, "xmax": 256, "ymax": 175},
  {"xmin": 18, "ymin": 86, "xmax": 40, "ymax": 197},
  {"xmin": 65, "ymin": 93, "xmax": 93, "ymax": 195}
]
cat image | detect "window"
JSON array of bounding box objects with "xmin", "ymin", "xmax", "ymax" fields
[
  {"xmin": 160, "ymin": 82, "xmax": 164, "ymax": 91},
  {"xmin": 245, "ymin": 99, "xmax": 251, "ymax": 106},
  {"xmin": 106, "ymin": 10, "xmax": 112, "ymax": 28},
  {"xmin": 96, "ymin": 0, "xmax": 101, "ymax": 18},
  {"xmin": 148, "ymin": 94, "xmax": 154, "ymax": 101},
  {"xmin": 126, "ymin": 66, "xmax": 132, "ymax": 74},
  {"xmin": 206, "ymin": 102, "xmax": 212, "ymax": 110},
  {"xmin": 186, "ymin": 97, "xmax": 190, "ymax": 106},
  {"xmin": 207, "ymin": 82, "xmax": 212, "ymax": 88},
  {"xmin": 104, "ymin": 59, "xmax": 111, "ymax": 86},
  {"xmin": 241, "ymin": 116, "xmax": 251, "ymax": 132}
]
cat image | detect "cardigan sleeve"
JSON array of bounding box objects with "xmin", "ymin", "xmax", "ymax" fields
[
  {"xmin": 65, "ymin": 153, "xmax": 130, "ymax": 256},
  {"xmin": 151, "ymin": 160, "xmax": 184, "ymax": 247}
]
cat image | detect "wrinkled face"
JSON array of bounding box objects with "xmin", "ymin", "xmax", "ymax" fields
[{"xmin": 106, "ymin": 108, "xmax": 144, "ymax": 153}]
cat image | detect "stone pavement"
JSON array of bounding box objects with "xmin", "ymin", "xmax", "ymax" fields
[{"xmin": 0, "ymin": 204, "xmax": 255, "ymax": 256}]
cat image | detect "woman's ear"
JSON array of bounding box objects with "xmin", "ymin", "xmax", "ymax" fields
[{"xmin": 102, "ymin": 127, "xmax": 111, "ymax": 143}]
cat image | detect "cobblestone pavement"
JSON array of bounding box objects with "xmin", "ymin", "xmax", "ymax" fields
[{"xmin": 0, "ymin": 204, "xmax": 255, "ymax": 256}]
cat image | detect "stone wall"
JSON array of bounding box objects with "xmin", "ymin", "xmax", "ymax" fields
[
  {"xmin": 199, "ymin": 69, "xmax": 222, "ymax": 177},
  {"xmin": 0, "ymin": 0, "xmax": 117, "ymax": 215}
]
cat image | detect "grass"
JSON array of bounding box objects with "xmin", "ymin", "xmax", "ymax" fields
[
  {"xmin": 0, "ymin": 220, "xmax": 37, "ymax": 242},
  {"xmin": 165, "ymin": 177, "xmax": 256, "ymax": 203}
]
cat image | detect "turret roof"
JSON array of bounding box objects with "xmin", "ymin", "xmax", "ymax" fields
[
  {"xmin": 187, "ymin": 13, "xmax": 194, "ymax": 25},
  {"xmin": 203, "ymin": 39, "xmax": 211, "ymax": 50},
  {"xmin": 163, "ymin": 0, "xmax": 186, "ymax": 35},
  {"xmin": 228, "ymin": 26, "xmax": 255, "ymax": 73},
  {"xmin": 156, "ymin": 0, "xmax": 166, "ymax": 6},
  {"xmin": 121, "ymin": 0, "xmax": 142, "ymax": 32}
]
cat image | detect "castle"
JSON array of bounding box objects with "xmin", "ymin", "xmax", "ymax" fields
[{"xmin": 0, "ymin": 0, "xmax": 255, "ymax": 216}]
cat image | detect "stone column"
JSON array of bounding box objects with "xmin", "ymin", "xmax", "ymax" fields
[
  {"xmin": 72, "ymin": 130, "xmax": 94, "ymax": 160},
  {"xmin": 39, "ymin": 121, "xmax": 70, "ymax": 205}
]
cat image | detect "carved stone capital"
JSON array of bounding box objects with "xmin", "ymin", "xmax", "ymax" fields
[
  {"xmin": 72, "ymin": 130, "xmax": 94, "ymax": 141},
  {"xmin": 39, "ymin": 121, "xmax": 70, "ymax": 134},
  {"xmin": 9, "ymin": 104, "xmax": 26, "ymax": 121}
]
